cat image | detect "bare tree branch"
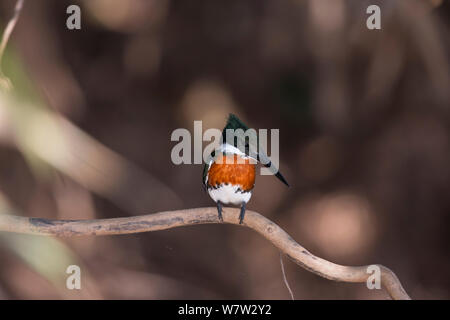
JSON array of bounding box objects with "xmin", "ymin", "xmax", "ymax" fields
[
  {"xmin": 0, "ymin": 207, "xmax": 411, "ymax": 300},
  {"xmin": 280, "ymin": 252, "xmax": 295, "ymax": 300},
  {"xmin": 0, "ymin": 0, "xmax": 25, "ymax": 90}
]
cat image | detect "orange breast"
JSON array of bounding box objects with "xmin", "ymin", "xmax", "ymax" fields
[{"xmin": 208, "ymin": 154, "xmax": 256, "ymax": 191}]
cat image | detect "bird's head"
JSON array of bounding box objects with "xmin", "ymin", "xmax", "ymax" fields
[{"xmin": 221, "ymin": 114, "xmax": 289, "ymax": 187}]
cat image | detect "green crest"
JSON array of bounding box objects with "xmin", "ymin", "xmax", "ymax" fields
[{"xmin": 222, "ymin": 114, "xmax": 249, "ymax": 136}]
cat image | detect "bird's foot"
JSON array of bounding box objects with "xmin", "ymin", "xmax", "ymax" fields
[
  {"xmin": 217, "ymin": 201, "xmax": 223, "ymax": 222},
  {"xmin": 239, "ymin": 202, "xmax": 246, "ymax": 224}
]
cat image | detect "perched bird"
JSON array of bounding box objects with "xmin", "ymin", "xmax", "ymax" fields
[{"xmin": 203, "ymin": 114, "xmax": 289, "ymax": 224}]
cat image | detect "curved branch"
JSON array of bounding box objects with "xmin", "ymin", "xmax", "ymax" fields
[{"xmin": 0, "ymin": 207, "xmax": 411, "ymax": 300}]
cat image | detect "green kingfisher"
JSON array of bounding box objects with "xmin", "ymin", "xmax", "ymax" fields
[{"xmin": 203, "ymin": 114, "xmax": 289, "ymax": 224}]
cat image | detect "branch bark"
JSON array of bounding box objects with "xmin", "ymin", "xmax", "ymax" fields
[{"xmin": 0, "ymin": 207, "xmax": 411, "ymax": 300}]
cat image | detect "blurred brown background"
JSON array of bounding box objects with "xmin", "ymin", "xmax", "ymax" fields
[{"xmin": 0, "ymin": 0, "xmax": 449, "ymax": 299}]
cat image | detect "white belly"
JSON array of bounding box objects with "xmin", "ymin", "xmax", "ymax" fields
[{"xmin": 208, "ymin": 184, "xmax": 252, "ymax": 205}]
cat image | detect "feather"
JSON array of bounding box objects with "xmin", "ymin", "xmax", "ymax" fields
[{"xmin": 222, "ymin": 114, "xmax": 249, "ymax": 133}]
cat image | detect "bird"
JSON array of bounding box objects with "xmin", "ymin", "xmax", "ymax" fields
[{"xmin": 203, "ymin": 114, "xmax": 289, "ymax": 224}]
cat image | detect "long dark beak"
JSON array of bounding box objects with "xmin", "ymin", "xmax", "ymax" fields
[
  {"xmin": 275, "ymin": 170, "xmax": 290, "ymax": 187},
  {"xmin": 261, "ymin": 161, "xmax": 290, "ymax": 187},
  {"xmin": 257, "ymin": 150, "xmax": 290, "ymax": 187}
]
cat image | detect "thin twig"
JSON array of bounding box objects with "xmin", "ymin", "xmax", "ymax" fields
[
  {"xmin": 0, "ymin": 207, "xmax": 411, "ymax": 300},
  {"xmin": 0, "ymin": 0, "xmax": 25, "ymax": 90},
  {"xmin": 280, "ymin": 252, "xmax": 294, "ymax": 300}
]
